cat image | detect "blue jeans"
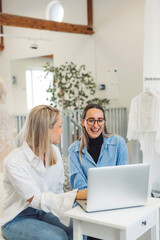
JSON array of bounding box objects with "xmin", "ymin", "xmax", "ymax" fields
[{"xmin": 1, "ymin": 207, "xmax": 73, "ymax": 240}]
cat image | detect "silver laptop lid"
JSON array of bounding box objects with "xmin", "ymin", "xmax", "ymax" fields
[{"xmin": 86, "ymin": 163, "xmax": 150, "ymax": 212}]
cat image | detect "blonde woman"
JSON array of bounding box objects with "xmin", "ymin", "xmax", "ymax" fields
[{"xmin": 0, "ymin": 105, "xmax": 77, "ymax": 240}]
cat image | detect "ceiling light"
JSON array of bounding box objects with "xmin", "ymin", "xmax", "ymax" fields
[
  {"xmin": 0, "ymin": 34, "xmax": 51, "ymax": 50},
  {"xmin": 30, "ymin": 41, "xmax": 38, "ymax": 50},
  {"xmin": 0, "ymin": 34, "xmax": 50, "ymax": 42}
]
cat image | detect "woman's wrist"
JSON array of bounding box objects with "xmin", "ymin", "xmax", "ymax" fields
[{"xmin": 76, "ymin": 188, "xmax": 87, "ymax": 200}]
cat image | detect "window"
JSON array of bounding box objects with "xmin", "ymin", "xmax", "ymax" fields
[{"xmin": 26, "ymin": 68, "xmax": 53, "ymax": 110}]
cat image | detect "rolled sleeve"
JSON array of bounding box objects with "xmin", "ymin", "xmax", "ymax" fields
[{"xmin": 31, "ymin": 190, "xmax": 77, "ymax": 227}]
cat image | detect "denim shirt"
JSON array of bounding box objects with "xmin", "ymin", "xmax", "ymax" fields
[{"xmin": 68, "ymin": 134, "xmax": 129, "ymax": 191}]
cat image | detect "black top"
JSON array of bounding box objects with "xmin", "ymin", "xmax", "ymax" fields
[{"xmin": 88, "ymin": 133, "xmax": 103, "ymax": 164}]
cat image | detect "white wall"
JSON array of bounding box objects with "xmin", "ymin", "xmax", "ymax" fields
[
  {"xmin": 0, "ymin": 0, "xmax": 145, "ymax": 115},
  {"xmin": 93, "ymin": 0, "xmax": 145, "ymax": 110}
]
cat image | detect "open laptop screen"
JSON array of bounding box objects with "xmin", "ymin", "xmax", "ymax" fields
[{"xmin": 77, "ymin": 163, "xmax": 150, "ymax": 213}]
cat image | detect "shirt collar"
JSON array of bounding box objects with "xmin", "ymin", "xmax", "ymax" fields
[
  {"xmin": 74, "ymin": 135, "xmax": 115, "ymax": 153},
  {"xmin": 21, "ymin": 141, "xmax": 41, "ymax": 169}
]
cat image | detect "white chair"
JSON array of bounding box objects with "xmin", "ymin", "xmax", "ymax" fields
[{"xmin": 0, "ymin": 173, "xmax": 5, "ymax": 240}]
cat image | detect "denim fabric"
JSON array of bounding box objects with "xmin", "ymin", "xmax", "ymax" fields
[
  {"xmin": 69, "ymin": 134, "xmax": 129, "ymax": 190},
  {"xmin": 1, "ymin": 207, "xmax": 73, "ymax": 240}
]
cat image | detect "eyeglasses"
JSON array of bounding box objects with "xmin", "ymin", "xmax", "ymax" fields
[{"xmin": 85, "ymin": 118, "xmax": 105, "ymax": 126}]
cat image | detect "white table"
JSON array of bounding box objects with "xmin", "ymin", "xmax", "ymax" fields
[{"xmin": 65, "ymin": 198, "xmax": 160, "ymax": 240}]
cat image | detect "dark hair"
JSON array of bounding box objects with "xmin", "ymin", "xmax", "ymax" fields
[
  {"xmin": 81, "ymin": 104, "xmax": 107, "ymax": 132},
  {"xmin": 79, "ymin": 103, "xmax": 109, "ymax": 162}
]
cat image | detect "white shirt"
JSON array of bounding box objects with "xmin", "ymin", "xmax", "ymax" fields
[
  {"xmin": 0, "ymin": 142, "xmax": 77, "ymax": 227},
  {"xmin": 127, "ymin": 90, "xmax": 160, "ymax": 154}
]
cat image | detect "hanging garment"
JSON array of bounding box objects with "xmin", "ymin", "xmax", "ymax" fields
[
  {"xmin": 127, "ymin": 89, "xmax": 160, "ymax": 193},
  {"xmin": 127, "ymin": 90, "xmax": 160, "ymax": 155}
]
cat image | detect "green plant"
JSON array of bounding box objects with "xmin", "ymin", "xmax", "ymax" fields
[
  {"xmin": 44, "ymin": 61, "xmax": 110, "ymax": 110},
  {"xmin": 87, "ymin": 98, "xmax": 110, "ymax": 108}
]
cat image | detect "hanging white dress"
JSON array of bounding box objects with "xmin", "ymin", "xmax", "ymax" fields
[
  {"xmin": 127, "ymin": 89, "xmax": 160, "ymax": 193},
  {"xmin": 127, "ymin": 90, "xmax": 160, "ymax": 154}
]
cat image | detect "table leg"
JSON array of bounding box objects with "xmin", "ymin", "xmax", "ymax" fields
[
  {"xmin": 73, "ymin": 219, "xmax": 83, "ymax": 240},
  {"xmin": 151, "ymin": 209, "xmax": 159, "ymax": 240},
  {"xmin": 120, "ymin": 229, "xmax": 127, "ymax": 240}
]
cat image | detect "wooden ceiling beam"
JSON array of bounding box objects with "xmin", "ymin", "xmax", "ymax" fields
[
  {"xmin": 0, "ymin": 44, "xmax": 4, "ymax": 50},
  {"xmin": 0, "ymin": 0, "xmax": 4, "ymax": 50},
  {"xmin": 0, "ymin": 13, "xmax": 94, "ymax": 35},
  {"xmin": 87, "ymin": 0, "xmax": 93, "ymax": 27}
]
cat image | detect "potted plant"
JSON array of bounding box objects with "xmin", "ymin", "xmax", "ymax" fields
[{"xmin": 43, "ymin": 61, "xmax": 109, "ymax": 110}]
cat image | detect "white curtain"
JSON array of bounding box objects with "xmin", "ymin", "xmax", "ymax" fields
[
  {"xmin": 142, "ymin": 0, "xmax": 160, "ymax": 194},
  {"xmin": 143, "ymin": 0, "xmax": 160, "ymax": 80}
]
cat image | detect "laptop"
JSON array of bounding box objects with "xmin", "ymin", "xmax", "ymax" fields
[{"xmin": 76, "ymin": 163, "xmax": 150, "ymax": 212}]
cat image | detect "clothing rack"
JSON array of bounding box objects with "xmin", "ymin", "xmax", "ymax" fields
[{"xmin": 145, "ymin": 77, "xmax": 160, "ymax": 81}]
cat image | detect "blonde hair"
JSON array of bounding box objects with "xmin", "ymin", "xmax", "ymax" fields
[
  {"xmin": 23, "ymin": 105, "xmax": 59, "ymax": 166},
  {"xmin": 79, "ymin": 104, "xmax": 111, "ymax": 163}
]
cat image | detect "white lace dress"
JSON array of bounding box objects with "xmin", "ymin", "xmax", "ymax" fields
[
  {"xmin": 0, "ymin": 82, "xmax": 15, "ymax": 171},
  {"xmin": 127, "ymin": 89, "xmax": 160, "ymax": 193},
  {"xmin": 127, "ymin": 90, "xmax": 160, "ymax": 154}
]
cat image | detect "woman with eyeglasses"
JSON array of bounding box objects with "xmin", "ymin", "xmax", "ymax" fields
[
  {"xmin": 69, "ymin": 104, "xmax": 129, "ymax": 240},
  {"xmin": 69, "ymin": 103, "xmax": 129, "ymax": 202},
  {"xmin": 0, "ymin": 105, "xmax": 77, "ymax": 240}
]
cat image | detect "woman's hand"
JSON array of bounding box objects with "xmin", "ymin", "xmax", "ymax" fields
[{"xmin": 76, "ymin": 188, "xmax": 87, "ymax": 200}]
